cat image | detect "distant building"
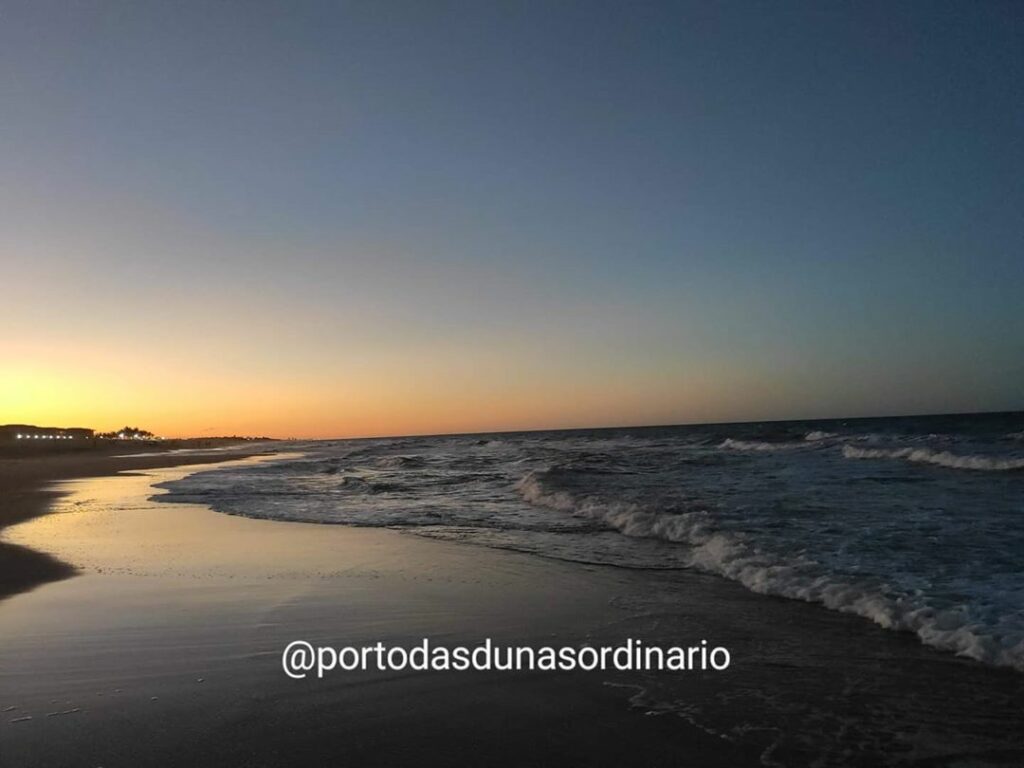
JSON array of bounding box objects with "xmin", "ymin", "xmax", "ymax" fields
[{"xmin": 0, "ymin": 424, "xmax": 95, "ymax": 443}]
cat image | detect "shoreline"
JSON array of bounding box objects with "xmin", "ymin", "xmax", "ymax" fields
[
  {"xmin": 2, "ymin": 451, "xmax": 1023, "ymax": 766},
  {"xmin": 0, "ymin": 443, "xmax": 277, "ymax": 600},
  {"xmin": 1, "ymin": 455, "xmax": 764, "ymax": 767}
]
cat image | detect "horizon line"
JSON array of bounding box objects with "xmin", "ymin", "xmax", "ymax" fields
[
  {"xmin": 245, "ymin": 406, "xmax": 1024, "ymax": 442},
  {"xmin": 6, "ymin": 407, "xmax": 1022, "ymax": 443}
]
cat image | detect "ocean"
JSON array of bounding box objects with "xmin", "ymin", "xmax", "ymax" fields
[{"xmin": 157, "ymin": 411, "xmax": 1024, "ymax": 671}]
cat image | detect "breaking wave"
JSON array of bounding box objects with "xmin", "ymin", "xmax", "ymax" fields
[
  {"xmin": 804, "ymin": 430, "xmax": 837, "ymax": 441},
  {"xmin": 842, "ymin": 445, "xmax": 1024, "ymax": 471},
  {"xmin": 719, "ymin": 438, "xmax": 805, "ymax": 452},
  {"xmin": 155, "ymin": 413, "xmax": 1024, "ymax": 675},
  {"xmin": 515, "ymin": 469, "xmax": 1024, "ymax": 670}
]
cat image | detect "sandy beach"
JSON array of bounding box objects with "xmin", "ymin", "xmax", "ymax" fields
[
  {"xmin": 1, "ymin": 450, "xmax": 1022, "ymax": 767},
  {"xmin": 0, "ymin": 445, "xmax": 272, "ymax": 600},
  {"xmin": 0, "ymin": 454, "xmax": 758, "ymax": 766}
]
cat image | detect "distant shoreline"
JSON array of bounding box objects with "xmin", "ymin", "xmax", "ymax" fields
[{"xmin": 0, "ymin": 435, "xmax": 274, "ymax": 458}]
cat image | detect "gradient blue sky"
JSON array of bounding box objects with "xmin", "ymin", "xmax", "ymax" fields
[{"xmin": 2, "ymin": 1, "xmax": 1022, "ymax": 436}]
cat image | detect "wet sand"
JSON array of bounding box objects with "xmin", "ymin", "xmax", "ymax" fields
[
  {"xmin": 0, "ymin": 459, "xmax": 759, "ymax": 767},
  {"xmin": 0, "ymin": 445, "xmax": 272, "ymax": 600},
  {"xmin": 1, "ymin": 456, "xmax": 1022, "ymax": 767}
]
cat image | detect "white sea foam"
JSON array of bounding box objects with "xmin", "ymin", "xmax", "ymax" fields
[
  {"xmin": 515, "ymin": 470, "xmax": 1024, "ymax": 670},
  {"xmin": 842, "ymin": 444, "xmax": 1024, "ymax": 471},
  {"xmin": 158, "ymin": 427, "xmax": 1024, "ymax": 675},
  {"xmin": 804, "ymin": 430, "xmax": 837, "ymax": 441},
  {"xmin": 719, "ymin": 438, "xmax": 804, "ymax": 452}
]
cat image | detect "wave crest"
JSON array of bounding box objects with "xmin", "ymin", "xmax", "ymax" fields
[
  {"xmin": 842, "ymin": 445, "xmax": 1024, "ymax": 471},
  {"xmin": 719, "ymin": 438, "xmax": 805, "ymax": 452},
  {"xmin": 515, "ymin": 469, "xmax": 1024, "ymax": 670},
  {"xmin": 804, "ymin": 430, "xmax": 837, "ymax": 441}
]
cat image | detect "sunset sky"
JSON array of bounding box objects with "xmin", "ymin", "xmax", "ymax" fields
[{"xmin": 3, "ymin": 1, "xmax": 1022, "ymax": 438}]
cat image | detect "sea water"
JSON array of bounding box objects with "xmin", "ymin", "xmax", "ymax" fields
[{"xmin": 157, "ymin": 412, "xmax": 1024, "ymax": 670}]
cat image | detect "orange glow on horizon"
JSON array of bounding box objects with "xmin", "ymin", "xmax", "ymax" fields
[{"xmin": 2, "ymin": 350, "xmax": 765, "ymax": 440}]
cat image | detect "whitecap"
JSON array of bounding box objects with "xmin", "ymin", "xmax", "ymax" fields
[{"xmin": 842, "ymin": 444, "xmax": 1024, "ymax": 471}]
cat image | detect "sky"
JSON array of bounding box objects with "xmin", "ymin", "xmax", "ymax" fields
[{"xmin": 2, "ymin": 1, "xmax": 1022, "ymax": 438}]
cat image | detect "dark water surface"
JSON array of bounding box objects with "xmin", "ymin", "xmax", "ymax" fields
[{"xmin": 160, "ymin": 412, "xmax": 1024, "ymax": 671}]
